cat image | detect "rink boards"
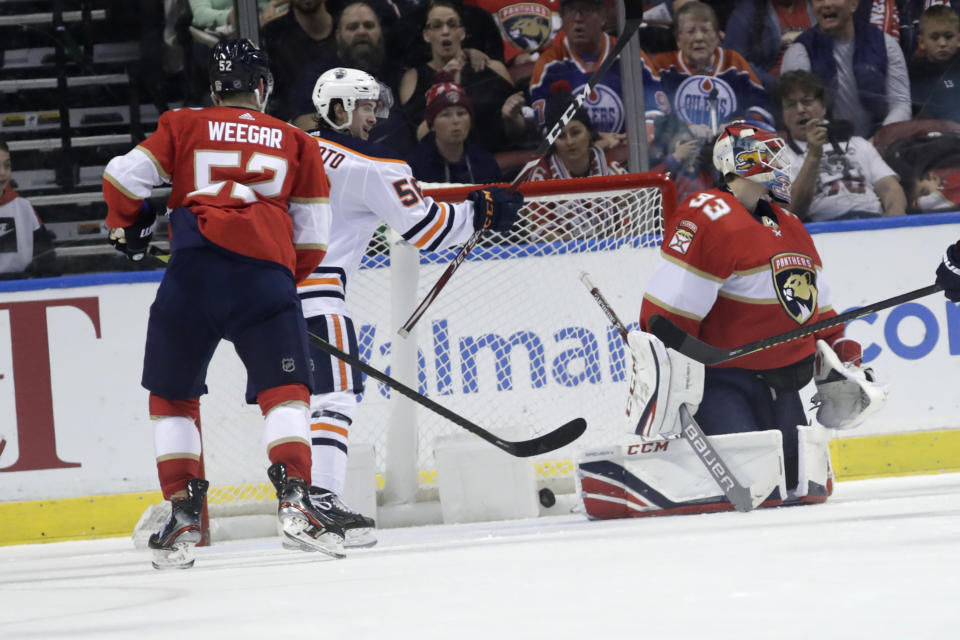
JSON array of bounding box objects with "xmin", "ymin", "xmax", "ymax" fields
[{"xmin": 1, "ymin": 211, "xmax": 959, "ymax": 544}]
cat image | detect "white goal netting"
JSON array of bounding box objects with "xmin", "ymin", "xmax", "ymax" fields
[{"xmin": 195, "ymin": 173, "xmax": 675, "ymax": 516}]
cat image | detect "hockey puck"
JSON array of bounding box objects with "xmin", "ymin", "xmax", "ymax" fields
[{"xmin": 539, "ymin": 487, "xmax": 556, "ymax": 508}]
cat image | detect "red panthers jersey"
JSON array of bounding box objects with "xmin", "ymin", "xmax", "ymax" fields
[
  {"xmin": 103, "ymin": 105, "xmax": 331, "ymax": 280},
  {"xmin": 640, "ymin": 189, "xmax": 845, "ymax": 370}
]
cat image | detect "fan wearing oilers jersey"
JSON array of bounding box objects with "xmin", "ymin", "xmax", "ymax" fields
[
  {"xmin": 652, "ymin": 2, "xmax": 773, "ymax": 137},
  {"xmin": 528, "ymin": 0, "xmax": 669, "ymax": 142},
  {"xmin": 274, "ymin": 67, "xmax": 523, "ymax": 548},
  {"xmin": 632, "ymin": 122, "xmax": 886, "ymax": 505}
]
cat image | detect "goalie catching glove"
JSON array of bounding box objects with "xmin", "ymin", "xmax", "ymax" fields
[
  {"xmin": 811, "ymin": 339, "xmax": 886, "ymax": 429},
  {"xmin": 109, "ymin": 200, "xmax": 157, "ymax": 262},
  {"xmin": 625, "ymin": 330, "xmax": 704, "ymax": 439},
  {"xmin": 467, "ymin": 186, "xmax": 523, "ymax": 233}
]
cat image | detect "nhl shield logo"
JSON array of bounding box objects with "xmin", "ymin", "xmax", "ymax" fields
[
  {"xmin": 282, "ymin": 357, "xmax": 296, "ymax": 373},
  {"xmin": 771, "ymin": 252, "xmax": 818, "ymax": 324}
]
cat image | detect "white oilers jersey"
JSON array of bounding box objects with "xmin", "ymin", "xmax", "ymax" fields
[{"xmin": 298, "ymin": 130, "xmax": 476, "ymax": 318}]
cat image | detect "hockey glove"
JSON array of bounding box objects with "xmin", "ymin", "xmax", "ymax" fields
[
  {"xmin": 810, "ymin": 339, "xmax": 886, "ymax": 430},
  {"xmin": 468, "ymin": 186, "xmax": 524, "ymax": 233},
  {"xmin": 109, "ymin": 200, "xmax": 157, "ymax": 262},
  {"xmin": 936, "ymin": 240, "xmax": 960, "ymax": 303}
]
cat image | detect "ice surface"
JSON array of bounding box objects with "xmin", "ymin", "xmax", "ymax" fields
[{"xmin": 2, "ymin": 474, "xmax": 959, "ymax": 639}]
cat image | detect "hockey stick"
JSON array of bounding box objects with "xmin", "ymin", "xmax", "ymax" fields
[
  {"xmin": 396, "ymin": 3, "xmax": 646, "ymax": 338},
  {"xmin": 580, "ymin": 272, "xmax": 757, "ymax": 512},
  {"xmin": 649, "ymin": 283, "xmax": 944, "ymax": 366},
  {"xmin": 306, "ymin": 331, "xmax": 587, "ymax": 457}
]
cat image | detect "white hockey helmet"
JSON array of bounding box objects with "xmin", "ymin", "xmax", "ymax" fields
[
  {"xmin": 311, "ymin": 67, "xmax": 391, "ymax": 131},
  {"xmin": 713, "ymin": 121, "xmax": 792, "ymax": 202}
]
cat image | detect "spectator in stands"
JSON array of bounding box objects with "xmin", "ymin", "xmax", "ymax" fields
[
  {"xmin": 652, "ymin": 1, "xmax": 774, "ymax": 140},
  {"xmin": 529, "ymin": 82, "xmax": 626, "ymax": 181},
  {"xmin": 777, "ymin": 70, "xmax": 907, "ymax": 221},
  {"xmin": 526, "ymin": 84, "xmax": 626, "ymax": 242},
  {"xmin": 399, "ymin": 0, "xmax": 517, "ymax": 152},
  {"xmin": 407, "ymin": 82, "xmax": 502, "ymax": 183},
  {"xmin": 653, "ymin": 120, "xmax": 716, "ymax": 203},
  {"xmin": 389, "ymin": 0, "xmax": 505, "ymax": 71},
  {"xmin": 913, "ymin": 169, "xmax": 959, "ymax": 211},
  {"xmin": 723, "ymin": 0, "xmax": 816, "ymax": 91},
  {"xmin": 261, "ymin": 0, "xmax": 336, "ymax": 122},
  {"xmin": 898, "ymin": 0, "xmax": 960, "ymax": 59},
  {"xmin": 0, "ymin": 139, "xmax": 55, "ymax": 278},
  {"xmin": 463, "ymin": 0, "xmax": 561, "ymax": 84},
  {"xmin": 288, "ymin": 2, "xmax": 414, "ymax": 152},
  {"xmin": 909, "ymin": 4, "xmax": 960, "ymax": 122},
  {"xmin": 189, "ymin": 0, "xmax": 284, "ymax": 32},
  {"xmin": 780, "ymin": 0, "xmax": 911, "ymax": 139},
  {"xmin": 529, "ymin": 0, "xmax": 670, "ymax": 145}
]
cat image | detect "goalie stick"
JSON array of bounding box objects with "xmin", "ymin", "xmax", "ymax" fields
[
  {"xmin": 306, "ymin": 331, "xmax": 587, "ymax": 457},
  {"xmin": 580, "ymin": 272, "xmax": 758, "ymax": 512},
  {"xmin": 649, "ymin": 283, "xmax": 944, "ymax": 366},
  {"xmin": 396, "ymin": 3, "xmax": 646, "ymax": 339}
]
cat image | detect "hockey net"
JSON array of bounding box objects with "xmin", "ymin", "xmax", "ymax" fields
[{"xmin": 166, "ymin": 173, "xmax": 675, "ymax": 531}]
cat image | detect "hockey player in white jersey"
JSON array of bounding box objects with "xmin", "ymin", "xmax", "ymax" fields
[{"xmin": 295, "ymin": 67, "xmax": 523, "ymax": 547}]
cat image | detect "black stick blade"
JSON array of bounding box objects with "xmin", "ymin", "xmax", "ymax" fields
[
  {"xmin": 504, "ymin": 418, "xmax": 588, "ymax": 457},
  {"xmin": 648, "ymin": 314, "xmax": 729, "ymax": 365}
]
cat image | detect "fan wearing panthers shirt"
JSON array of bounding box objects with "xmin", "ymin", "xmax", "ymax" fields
[
  {"xmin": 639, "ymin": 122, "xmax": 870, "ymax": 500},
  {"xmin": 528, "ymin": 0, "xmax": 669, "ymax": 140},
  {"xmin": 652, "ymin": 2, "xmax": 773, "ymax": 137},
  {"xmin": 102, "ymin": 39, "xmax": 341, "ymax": 568},
  {"xmin": 277, "ymin": 67, "xmax": 523, "ymax": 548}
]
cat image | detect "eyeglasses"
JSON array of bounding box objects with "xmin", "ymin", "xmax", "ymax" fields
[
  {"xmin": 782, "ymin": 96, "xmax": 820, "ymax": 110},
  {"xmin": 425, "ymin": 19, "xmax": 462, "ymax": 31}
]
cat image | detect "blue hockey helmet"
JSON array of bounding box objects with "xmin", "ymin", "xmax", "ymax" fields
[{"xmin": 209, "ymin": 39, "xmax": 274, "ymax": 110}]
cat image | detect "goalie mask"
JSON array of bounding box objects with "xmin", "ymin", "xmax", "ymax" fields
[
  {"xmin": 312, "ymin": 67, "xmax": 392, "ymax": 131},
  {"xmin": 713, "ymin": 121, "xmax": 792, "ymax": 202}
]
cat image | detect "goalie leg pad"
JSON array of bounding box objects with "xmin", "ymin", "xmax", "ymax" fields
[
  {"xmin": 812, "ymin": 339, "xmax": 887, "ymax": 430},
  {"xmin": 626, "ymin": 330, "xmax": 704, "ymax": 439},
  {"xmin": 577, "ymin": 430, "xmax": 785, "ymax": 519},
  {"xmin": 786, "ymin": 424, "xmax": 834, "ymax": 505}
]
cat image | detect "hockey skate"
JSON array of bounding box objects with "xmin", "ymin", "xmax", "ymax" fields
[
  {"xmin": 268, "ymin": 462, "xmax": 345, "ymax": 559},
  {"xmin": 282, "ymin": 487, "xmax": 377, "ymax": 550},
  {"xmin": 148, "ymin": 477, "xmax": 208, "ymax": 570}
]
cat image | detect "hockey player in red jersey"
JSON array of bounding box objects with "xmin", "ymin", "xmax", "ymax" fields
[
  {"xmin": 102, "ymin": 39, "xmax": 341, "ymax": 568},
  {"xmin": 637, "ymin": 122, "xmax": 885, "ymax": 503}
]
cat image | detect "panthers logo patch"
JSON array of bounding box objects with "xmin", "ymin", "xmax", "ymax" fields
[
  {"xmin": 499, "ymin": 3, "xmax": 553, "ymax": 53},
  {"xmin": 771, "ymin": 252, "xmax": 817, "ymax": 324},
  {"xmin": 668, "ymin": 220, "xmax": 698, "ymax": 255}
]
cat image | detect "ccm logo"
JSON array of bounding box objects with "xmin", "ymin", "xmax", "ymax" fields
[{"xmin": 626, "ymin": 441, "xmax": 669, "ymax": 455}]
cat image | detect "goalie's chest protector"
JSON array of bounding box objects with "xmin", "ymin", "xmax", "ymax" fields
[{"xmin": 644, "ymin": 189, "xmax": 832, "ymax": 371}]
